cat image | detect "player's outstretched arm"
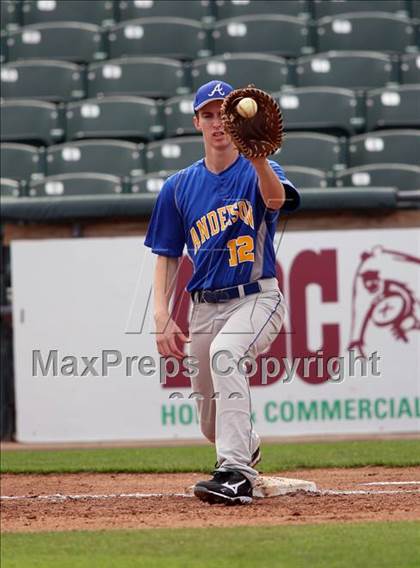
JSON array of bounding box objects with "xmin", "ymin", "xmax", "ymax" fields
[
  {"xmin": 153, "ymin": 255, "xmax": 190, "ymax": 359},
  {"xmin": 250, "ymin": 157, "xmax": 286, "ymax": 210}
]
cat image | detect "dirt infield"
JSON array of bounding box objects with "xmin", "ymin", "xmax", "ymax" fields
[{"xmin": 2, "ymin": 467, "xmax": 420, "ymax": 532}]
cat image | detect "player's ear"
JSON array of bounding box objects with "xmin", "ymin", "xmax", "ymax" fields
[{"xmin": 193, "ymin": 113, "xmax": 201, "ymax": 132}]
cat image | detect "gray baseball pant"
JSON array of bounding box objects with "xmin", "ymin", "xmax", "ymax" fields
[{"xmin": 187, "ymin": 277, "xmax": 286, "ymax": 485}]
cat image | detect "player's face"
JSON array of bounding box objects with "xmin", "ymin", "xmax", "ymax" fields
[{"xmin": 194, "ymin": 101, "xmax": 232, "ymax": 150}]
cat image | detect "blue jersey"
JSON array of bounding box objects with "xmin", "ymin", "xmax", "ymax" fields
[{"xmin": 144, "ymin": 155, "xmax": 300, "ymax": 292}]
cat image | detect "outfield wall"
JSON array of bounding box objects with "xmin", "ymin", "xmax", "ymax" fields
[{"xmin": 11, "ymin": 227, "xmax": 420, "ymax": 442}]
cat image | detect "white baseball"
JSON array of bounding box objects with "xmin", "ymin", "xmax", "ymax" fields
[{"xmin": 236, "ymin": 97, "xmax": 258, "ymax": 118}]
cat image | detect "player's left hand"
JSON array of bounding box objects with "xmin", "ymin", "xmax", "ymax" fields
[
  {"xmin": 220, "ymin": 85, "xmax": 283, "ymax": 159},
  {"xmin": 249, "ymin": 156, "xmax": 268, "ymax": 169}
]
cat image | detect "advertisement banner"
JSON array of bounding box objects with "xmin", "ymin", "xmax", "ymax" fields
[{"xmin": 12, "ymin": 228, "xmax": 420, "ymax": 442}]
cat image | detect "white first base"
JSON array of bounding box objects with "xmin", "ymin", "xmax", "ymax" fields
[
  {"xmin": 253, "ymin": 476, "xmax": 317, "ymax": 498},
  {"xmin": 186, "ymin": 476, "xmax": 317, "ymax": 498}
]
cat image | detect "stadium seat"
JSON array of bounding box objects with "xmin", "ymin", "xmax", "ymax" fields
[
  {"xmin": 130, "ymin": 171, "xmax": 175, "ymax": 194},
  {"xmin": 46, "ymin": 140, "xmax": 145, "ymax": 178},
  {"xmin": 214, "ymin": 1, "xmax": 310, "ymax": 19},
  {"xmin": 412, "ymin": 0, "xmax": 420, "ymax": 18},
  {"xmin": 164, "ymin": 95, "xmax": 196, "ymax": 137},
  {"xmin": 280, "ymin": 166, "xmax": 330, "ymax": 188},
  {"xmin": 118, "ymin": 0, "xmax": 213, "ymax": 22},
  {"xmin": 400, "ymin": 53, "xmax": 420, "ymax": 84},
  {"xmin": 1, "ymin": 1, "xmax": 21, "ymax": 31},
  {"xmin": 1, "ymin": 60, "xmax": 85, "ymax": 102},
  {"xmin": 145, "ymin": 137, "xmax": 204, "ymax": 172},
  {"xmin": 275, "ymin": 87, "xmax": 362, "ymax": 135},
  {"xmin": 365, "ymin": 86, "xmax": 420, "ymax": 130},
  {"xmin": 88, "ymin": 57, "xmax": 189, "ymax": 99},
  {"xmin": 336, "ymin": 164, "xmax": 420, "ymax": 191},
  {"xmin": 313, "ymin": 1, "xmax": 409, "ymax": 18},
  {"xmin": 1, "ymin": 99, "xmax": 65, "ymax": 144},
  {"xmin": 191, "ymin": 53, "xmax": 292, "ymax": 93},
  {"xmin": 1, "ymin": 143, "xmax": 45, "ymax": 183},
  {"xmin": 108, "ymin": 18, "xmax": 210, "ymax": 60},
  {"xmin": 1, "ymin": 31, "xmax": 7, "ymax": 63},
  {"xmin": 66, "ymin": 96, "xmax": 163, "ymax": 142},
  {"xmin": 22, "ymin": 0, "xmax": 116, "ymax": 26},
  {"xmin": 272, "ymin": 133, "xmax": 346, "ymax": 174},
  {"xmin": 348, "ymin": 130, "xmax": 420, "ymax": 168},
  {"xmin": 213, "ymin": 15, "xmax": 311, "ymax": 58},
  {"xmin": 296, "ymin": 51, "xmax": 398, "ymax": 90},
  {"xmin": 7, "ymin": 23, "xmax": 107, "ymax": 63},
  {"xmin": 0, "ymin": 178, "xmax": 20, "ymax": 198},
  {"xmin": 316, "ymin": 13, "xmax": 416, "ymax": 54},
  {"xmin": 28, "ymin": 173, "xmax": 124, "ymax": 197}
]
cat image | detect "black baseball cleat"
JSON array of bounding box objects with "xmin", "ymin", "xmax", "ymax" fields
[
  {"xmin": 214, "ymin": 447, "xmax": 261, "ymax": 469},
  {"xmin": 194, "ymin": 470, "xmax": 253, "ymax": 505}
]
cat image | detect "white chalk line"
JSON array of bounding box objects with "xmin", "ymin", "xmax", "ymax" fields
[
  {"xmin": 0, "ymin": 492, "xmax": 191, "ymax": 501},
  {"xmin": 358, "ymin": 481, "xmax": 420, "ymax": 486},
  {"xmin": 320, "ymin": 489, "xmax": 420, "ymax": 496},
  {"xmin": 2, "ymin": 488, "xmax": 420, "ymax": 502}
]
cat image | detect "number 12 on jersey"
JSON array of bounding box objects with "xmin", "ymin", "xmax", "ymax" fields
[{"xmin": 227, "ymin": 236, "xmax": 255, "ymax": 267}]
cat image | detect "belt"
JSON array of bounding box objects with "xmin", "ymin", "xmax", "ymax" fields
[{"xmin": 192, "ymin": 281, "xmax": 262, "ymax": 304}]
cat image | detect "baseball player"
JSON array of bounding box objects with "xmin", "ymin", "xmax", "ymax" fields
[{"xmin": 145, "ymin": 80, "xmax": 300, "ymax": 505}]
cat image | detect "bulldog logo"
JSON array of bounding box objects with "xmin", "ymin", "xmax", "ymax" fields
[{"xmin": 348, "ymin": 246, "xmax": 420, "ymax": 357}]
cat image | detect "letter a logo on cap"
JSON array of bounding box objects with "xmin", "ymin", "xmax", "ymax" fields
[
  {"xmin": 193, "ymin": 80, "xmax": 233, "ymax": 111},
  {"xmin": 208, "ymin": 82, "xmax": 225, "ymax": 97}
]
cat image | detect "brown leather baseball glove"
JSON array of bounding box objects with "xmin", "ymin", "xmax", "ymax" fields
[{"xmin": 220, "ymin": 85, "xmax": 284, "ymax": 159}]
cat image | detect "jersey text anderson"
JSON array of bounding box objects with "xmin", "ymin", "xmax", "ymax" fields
[{"xmin": 190, "ymin": 199, "xmax": 254, "ymax": 254}]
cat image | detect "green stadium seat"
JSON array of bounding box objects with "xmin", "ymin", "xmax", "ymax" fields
[
  {"xmin": 130, "ymin": 170, "xmax": 175, "ymax": 194},
  {"xmin": 1, "ymin": 59, "xmax": 85, "ymax": 102},
  {"xmin": 336, "ymin": 164, "xmax": 420, "ymax": 192},
  {"xmin": 88, "ymin": 57, "xmax": 189, "ymax": 98},
  {"xmin": 316, "ymin": 13, "xmax": 416, "ymax": 54},
  {"xmin": 46, "ymin": 140, "xmax": 145, "ymax": 178},
  {"xmin": 215, "ymin": 1, "xmax": 310, "ymax": 19},
  {"xmin": 296, "ymin": 51, "xmax": 398, "ymax": 90},
  {"xmin": 412, "ymin": 0, "xmax": 420, "ymax": 18},
  {"xmin": 1, "ymin": 143, "xmax": 45, "ymax": 183},
  {"xmin": 366, "ymin": 85, "xmax": 420, "ymax": 130},
  {"xmin": 22, "ymin": 0, "xmax": 116, "ymax": 26},
  {"xmin": 275, "ymin": 87, "xmax": 362, "ymax": 135},
  {"xmin": 1, "ymin": 1, "xmax": 21, "ymax": 31},
  {"xmin": 66, "ymin": 96, "xmax": 163, "ymax": 142},
  {"xmin": 281, "ymin": 166, "xmax": 330, "ymax": 188},
  {"xmin": 1, "ymin": 31, "xmax": 7, "ymax": 63},
  {"xmin": 313, "ymin": 1, "xmax": 409, "ymax": 18},
  {"xmin": 28, "ymin": 173, "xmax": 124, "ymax": 197},
  {"xmin": 191, "ymin": 53, "xmax": 292, "ymax": 93},
  {"xmin": 213, "ymin": 15, "xmax": 310, "ymax": 57},
  {"xmin": 108, "ymin": 17, "xmax": 210, "ymax": 60},
  {"xmin": 349, "ymin": 130, "xmax": 420, "ymax": 167},
  {"xmin": 164, "ymin": 95, "xmax": 196, "ymax": 137},
  {"xmin": 7, "ymin": 23, "xmax": 107, "ymax": 63},
  {"xmin": 1, "ymin": 177, "xmax": 21, "ymax": 198},
  {"xmin": 400, "ymin": 53, "xmax": 420, "ymax": 84},
  {"xmin": 118, "ymin": 0, "xmax": 213, "ymax": 22},
  {"xmin": 145, "ymin": 137, "xmax": 204, "ymax": 172},
  {"xmin": 1, "ymin": 99, "xmax": 64, "ymax": 144},
  {"xmin": 271, "ymin": 133, "xmax": 345, "ymax": 174}
]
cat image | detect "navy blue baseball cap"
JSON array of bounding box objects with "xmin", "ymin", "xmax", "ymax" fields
[{"xmin": 193, "ymin": 80, "xmax": 234, "ymax": 112}]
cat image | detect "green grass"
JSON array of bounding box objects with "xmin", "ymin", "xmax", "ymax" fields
[
  {"xmin": 2, "ymin": 439, "xmax": 420, "ymax": 474},
  {"xmin": 2, "ymin": 522, "xmax": 420, "ymax": 568}
]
